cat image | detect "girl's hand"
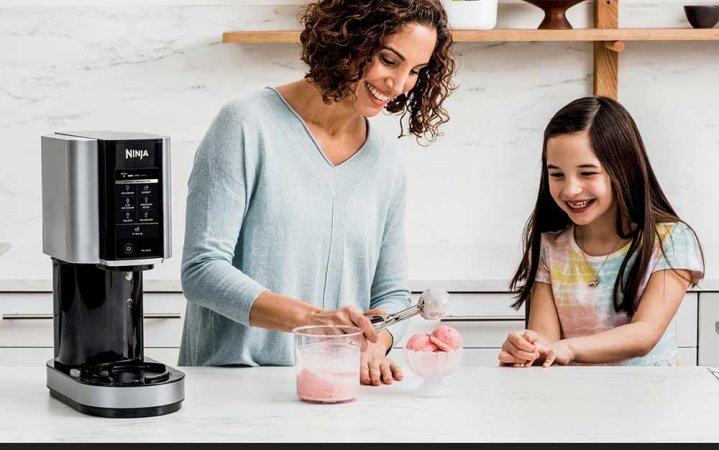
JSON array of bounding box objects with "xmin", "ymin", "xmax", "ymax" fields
[
  {"xmin": 537, "ymin": 340, "xmax": 575, "ymax": 367},
  {"xmin": 498, "ymin": 330, "xmax": 540, "ymax": 367},
  {"xmin": 360, "ymin": 331, "xmax": 403, "ymax": 386}
]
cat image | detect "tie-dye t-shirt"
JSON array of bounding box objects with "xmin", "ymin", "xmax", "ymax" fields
[{"xmin": 535, "ymin": 222, "xmax": 703, "ymax": 366}]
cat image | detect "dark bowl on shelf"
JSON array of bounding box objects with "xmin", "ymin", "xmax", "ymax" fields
[{"xmin": 684, "ymin": 5, "xmax": 719, "ymax": 29}]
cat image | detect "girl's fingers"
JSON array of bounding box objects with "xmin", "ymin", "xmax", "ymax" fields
[
  {"xmin": 498, "ymin": 350, "xmax": 515, "ymax": 364},
  {"xmin": 543, "ymin": 349, "xmax": 556, "ymax": 367},
  {"xmin": 502, "ymin": 339, "xmax": 538, "ymax": 361},
  {"xmin": 524, "ymin": 347, "xmax": 541, "ymax": 367},
  {"xmin": 509, "ymin": 332, "xmax": 537, "ymax": 353},
  {"xmin": 514, "ymin": 348, "xmax": 540, "ymax": 361},
  {"xmin": 498, "ymin": 350, "xmax": 528, "ymax": 366},
  {"xmin": 522, "ymin": 329, "xmax": 539, "ymax": 344}
]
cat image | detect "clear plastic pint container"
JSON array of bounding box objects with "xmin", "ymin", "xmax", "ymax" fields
[{"xmin": 292, "ymin": 325, "xmax": 362, "ymax": 404}]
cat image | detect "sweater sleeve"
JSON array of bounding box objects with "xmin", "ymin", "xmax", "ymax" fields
[
  {"xmin": 180, "ymin": 102, "xmax": 268, "ymax": 326},
  {"xmin": 369, "ymin": 168, "xmax": 412, "ymax": 349}
]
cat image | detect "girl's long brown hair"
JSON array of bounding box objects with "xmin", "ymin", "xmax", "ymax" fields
[
  {"xmin": 510, "ymin": 96, "xmax": 703, "ymax": 317},
  {"xmin": 298, "ymin": 0, "xmax": 456, "ymax": 143}
]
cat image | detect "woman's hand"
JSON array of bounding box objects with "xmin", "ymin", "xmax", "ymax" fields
[
  {"xmin": 536, "ymin": 340, "xmax": 575, "ymax": 367},
  {"xmin": 498, "ymin": 330, "xmax": 540, "ymax": 367},
  {"xmin": 305, "ymin": 306, "xmax": 379, "ymax": 351},
  {"xmin": 360, "ymin": 330, "xmax": 403, "ymax": 386}
]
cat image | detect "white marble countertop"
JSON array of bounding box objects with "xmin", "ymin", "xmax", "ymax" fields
[{"xmin": 1, "ymin": 365, "xmax": 718, "ymax": 442}]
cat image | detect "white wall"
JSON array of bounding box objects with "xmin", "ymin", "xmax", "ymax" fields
[{"xmin": 0, "ymin": 0, "xmax": 716, "ymax": 284}]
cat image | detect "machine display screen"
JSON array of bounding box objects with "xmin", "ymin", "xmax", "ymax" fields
[
  {"xmin": 98, "ymin": 139, "xmax": 165, "ymax": 261},
  {"xmin": 114, "ymin": 168, "xmax": 161, "ymax": 257}
]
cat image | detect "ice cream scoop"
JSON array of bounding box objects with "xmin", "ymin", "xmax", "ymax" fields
[{"xmin": 367, "ymin": 289, "xmax": 452, "ymax": 333}]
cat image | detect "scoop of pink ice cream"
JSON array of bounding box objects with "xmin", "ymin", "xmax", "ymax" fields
[
  {"xmin": 405, "ymin": 333, "xmax": 439, "ymax": 352},
  {"xmin": 429, "ymin": 325, "xmax": 462, "ymax": 352}
]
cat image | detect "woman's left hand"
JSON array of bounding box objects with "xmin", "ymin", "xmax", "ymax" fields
[
  {"xmin": 538, "ymin": 340, "xmax": 575, "ymax": 367},
  {"xmin": 360, "ymin": 330, "xmax": 403, "ymax": 386}
]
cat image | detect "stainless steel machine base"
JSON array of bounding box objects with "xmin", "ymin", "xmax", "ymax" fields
[{"xmin": 46, "ymin": 359, "xmax": 185, "ymax": 418}]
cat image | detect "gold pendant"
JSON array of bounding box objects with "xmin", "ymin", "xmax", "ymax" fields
[{"xmin": 588, "ymin": 278, "xmax": 600, "ymax": 288}]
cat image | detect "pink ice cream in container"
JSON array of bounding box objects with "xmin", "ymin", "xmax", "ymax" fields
[{"xmin": 292, "ymin": 289, "xmax": 455, "ymax": 403}]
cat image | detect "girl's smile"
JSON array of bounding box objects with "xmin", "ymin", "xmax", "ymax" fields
[
  {"xmin": 546, "ymin": 131, "xmax": 616, "ymax": 229},
  {"xmin": 565, "ymin": 199, "xmax": 595, "ymax": 213}
]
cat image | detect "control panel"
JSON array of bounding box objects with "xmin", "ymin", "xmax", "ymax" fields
[{"xmin": 99, "ymin": 139, "xmax": 165, "ymax": 261}]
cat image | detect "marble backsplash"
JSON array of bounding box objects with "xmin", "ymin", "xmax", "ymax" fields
[{"xmin": 0, "ymin": 0, "xmax": 717, "ymax": 286}]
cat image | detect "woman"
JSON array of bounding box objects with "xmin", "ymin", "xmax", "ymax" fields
[{"xmin": 179, "ymin": 0, "xmax": 455, "ymax": 386}]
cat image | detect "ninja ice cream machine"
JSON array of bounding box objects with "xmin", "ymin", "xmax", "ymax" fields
[{"xmin": 41, "ymin": 131, "xmax": 185, "ymax": 418}]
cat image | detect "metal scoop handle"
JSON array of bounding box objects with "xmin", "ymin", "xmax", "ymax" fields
[
  {"xmin": 367, "ymin": 289, "xmax": 451, "ymax": 333},
  {"xmin": 367, "ymin": 305, "xmax": 421, "ymax": 333}
]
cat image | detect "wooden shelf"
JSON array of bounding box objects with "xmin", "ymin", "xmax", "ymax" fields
[
  {"xmin": 221, "ymin": 1, "xmax": 718, "ymax": 99},
  {"xmin": 223, "ymin": 31, "xmax": 299, "ymax": 44},
  {"xmin": 222, "ymin": 28, "xmax": 719, "ymax": 44},
  {"xmin": 455, "ymin": 28, "xmax": 719, "ymax": 42}
]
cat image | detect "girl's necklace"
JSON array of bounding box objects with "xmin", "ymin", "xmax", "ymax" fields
[{"xmin": 577, "ymin": 227, "xmax": 623, "ymax": 288}]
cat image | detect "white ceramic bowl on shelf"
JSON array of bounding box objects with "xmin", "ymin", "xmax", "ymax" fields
[{"xmin": 441, "ymin": 0, "xmax": 498, "ymax": 30}]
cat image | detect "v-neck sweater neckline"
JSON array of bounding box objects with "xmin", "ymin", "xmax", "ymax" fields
[{"xmin": 266, "ymin": 86, "xmax": 375, "ymax": 171}]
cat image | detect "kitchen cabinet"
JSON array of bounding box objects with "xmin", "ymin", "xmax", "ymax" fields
[
  {"xmin": 699, "ymin": 292, "xmax": 719, "ymax": 366},
  {"xmin": 0, "ymin": 348, "xmax": 52, "ymax": 367},
  {"xmin": 0, "ymin": 347, "xmax": 181, "ymax": 368},
  {"xmin": 0, "ymin": 291, "xmax": 703, "ymax": 367},
  {"xmin": 0, "ymin": 292, "xmax": 185, "ymax": 366}
]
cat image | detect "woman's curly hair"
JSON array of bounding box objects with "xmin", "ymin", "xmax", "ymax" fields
[{"xmin": 299, "ymin": 0, "xmax": 456, "ymax": 143}]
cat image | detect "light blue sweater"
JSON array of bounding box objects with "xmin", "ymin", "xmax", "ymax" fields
[{"xmin": 178, "ymin": 88, "xmax": 412, "ymax": 366}]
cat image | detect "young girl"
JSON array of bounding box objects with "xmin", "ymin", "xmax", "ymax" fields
[{"xmin": 500, "ymin": 96, "xmax": 704, "ymax": 367}]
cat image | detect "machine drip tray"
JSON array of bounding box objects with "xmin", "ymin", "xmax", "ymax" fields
[
  {"xmin": 78, "ymin": 359, "xmax": 172, "ymax": 386},
  {"xmin": 46, "ymin": 359, "xmax": 185, "ymax": 418}
]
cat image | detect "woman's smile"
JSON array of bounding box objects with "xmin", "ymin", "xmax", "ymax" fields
[{"xmin": 365, "ymin": 82, "xmax": 392, "ymax": 106}]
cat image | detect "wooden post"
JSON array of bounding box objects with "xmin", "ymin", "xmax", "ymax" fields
[{"xmin": 594, "ymin": 0, "xmax": 620, "ymax": 98}]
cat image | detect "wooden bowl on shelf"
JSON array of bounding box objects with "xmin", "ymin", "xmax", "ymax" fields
[{"xmin": 523, "ymin": 0, "xmax": 586, "ymax": 30}]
